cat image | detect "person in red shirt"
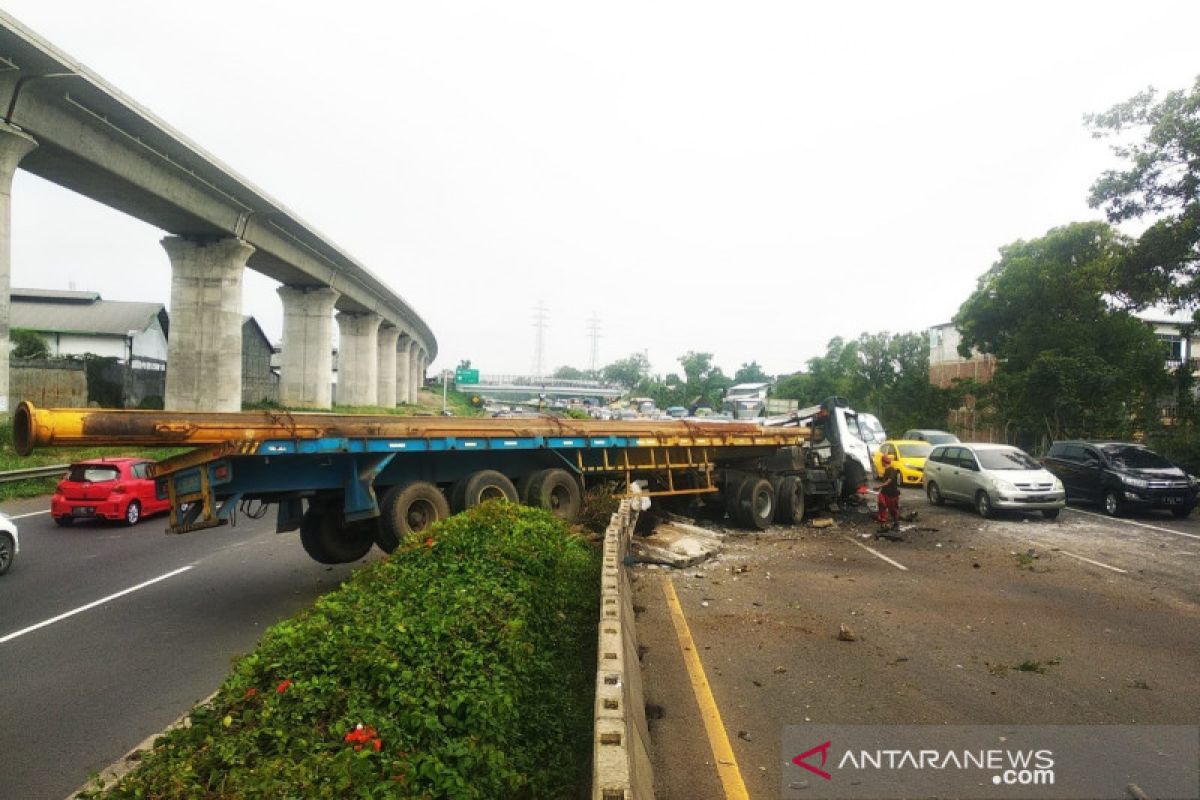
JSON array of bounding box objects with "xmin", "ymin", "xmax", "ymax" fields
[{"xmin": 876, "ymin": 454, "xmax": 902, "ymax": 531}]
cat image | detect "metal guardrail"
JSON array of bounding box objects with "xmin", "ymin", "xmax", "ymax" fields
[{"xmin": 0, "ymin": 464, "xmax": 67, "ymax": 484}]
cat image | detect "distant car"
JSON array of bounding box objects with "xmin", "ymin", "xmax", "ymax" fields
[
  {"xmin": 923, "ymin": 443, "xmax": 1065, "ymax": 519},
  {"xmin": 51, "ymin": 458, "xmax": 170, "ymax": 526},
  {"xmin": 1041, "ymin": 441, "xmax": 1197, "ymax": 518},
  {"xmin": 902, "ymin": 428, "xmax": 960, "ymax": 445},
  {"xmin": 665, "ymin": 406, "xmax": 688, "ymax": 418},
  {"xmin": 872, "ymin": 439, "xmax": 933, "ymax": 485},
  {"xmin": 0, "ymin": 512, "xmax": 18, "ymax": 576}
]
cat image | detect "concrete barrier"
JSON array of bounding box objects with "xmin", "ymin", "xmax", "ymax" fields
[{"xmin": 592, "ymin": 496, "xmax": 656, "ymax": 799}]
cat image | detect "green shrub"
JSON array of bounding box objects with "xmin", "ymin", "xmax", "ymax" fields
[{"xmin": 84, "ymin": 504, "xmax": 600, "ymax": 799}]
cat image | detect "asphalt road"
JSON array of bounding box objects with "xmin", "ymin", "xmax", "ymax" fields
[
  {"xmin": 0, "ymin": 496, "xmax": 371, "ymax": 800},
  {"xmin": 635, "ymin": 492, "xmax": 1200, "ymax": 799}
]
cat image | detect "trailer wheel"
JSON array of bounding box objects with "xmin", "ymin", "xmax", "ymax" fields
[
  {"xmin": 299, "ymin": 509, "xmax": 375, "ymax": 564},
  {"xmin": 453, "ymin": 470, "xmax": 519, "ymax": 512},
  {"xmin": 776, "ymin": 476, "xmax": 805, "ymax": 525},
  {"xmin": 377, "ymin": 481, "xmax": 450, "ymax": 552},
  {"xmin": 736, "ymin": 477, "xmax": 776, "ymax": 530},
  {"xmin": 527, "ymin": 468, "xmax": 582, "ymax": 522},
  {"xmin": 841, "ymin": 460, "xmax": 866, "ymax": 499}
]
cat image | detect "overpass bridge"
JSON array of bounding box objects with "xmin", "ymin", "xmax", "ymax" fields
[
  {"xmin": 459, "ymin": 375, "xmax": 624, "ymax": 402},
  {"xmin": 0, "ymin": 11, "xmax": 436, "ymax": 412}
]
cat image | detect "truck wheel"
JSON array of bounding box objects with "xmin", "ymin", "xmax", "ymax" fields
[
  {"xmin": 299, "ymin": 509, "xmax": 375, "ymax": 564},
  {"xmin": 458, "ymin": 470, "xmax": 518, "ymax": 511},
  {"xmin": 378, "ymin": 481, "xmax": 451, "ymax": 552},
  {"xmin": 776, "ymin": 476, "xmax": 805, "ymax": 525},
  {"xmin": 737, "ymin": 477, "xmax": 776, "ymax": 530},
  {"xmin": 842, "ymin": 460, "xmax": 866, "ymax": 499},
  {"xmin": 528, "ymin": 468, "xmax": 582, "ymax": 522}
]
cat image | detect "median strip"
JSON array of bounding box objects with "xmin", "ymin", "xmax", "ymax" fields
[{"xmin": 0, "ymin": 566, "xmax": 194, "ymax": 644}]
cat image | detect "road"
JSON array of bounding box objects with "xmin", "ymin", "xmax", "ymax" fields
[
  {"xmin": 635, "ymin": 492, "xmax": 1200, "ymax": 799},
  {"xmin": 0, "ymin": 496, "xmax": 371, "ymax": 800}
]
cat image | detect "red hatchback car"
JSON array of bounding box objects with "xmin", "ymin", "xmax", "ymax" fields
[{"xmin": 51, "ymin": 458, "xmax": 169, "ymax": 526}]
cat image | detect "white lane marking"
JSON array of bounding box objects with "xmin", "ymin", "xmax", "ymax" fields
[
  {"xmin": 0, "ymin": 566, "xmax": 194, "ymax": 645},
  {"xmin": 1065, "ymin": 507, "xmax": 1200, "ymax": 541},
  {"xmin": 9, "ymin": 510, "xmax": 50, "ymax": 519},
  {"xmin": 844, "ymin": 536, "xmax": 909, "ymax": 571},
  {"xmin": 1057, "ymin": 550, "xmax": 1128, "ymax": 574}
]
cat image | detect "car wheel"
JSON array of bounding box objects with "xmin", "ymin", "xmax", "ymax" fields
[
  {"xmin": 54, "ymin": 516, "xmax": 75, "ymax": 527},
  {"xmin": 975, "ymin": 490, "xmax": 993, "ymax": 519},
  {"xmin": 1042, "ymin": 509, "xmax": 1061, "ymax": 520},
  {"xmin": 1103, "ymin": 490, "xmax": 1122, "ymax": 517},
  {"xmin": 0, "ymin": 531, "xmax": 14, "ymax": 575},
  {"xmin": 123, "ymin": 500, "xmax": 141, "ymax": 526},
  {"xmin": 1171, "ymin": 505, "xmax": 1194, "ymax": 519},
  {"xmin": 926, "ymin": 481, "xmax": 944, "ymax": 506}
]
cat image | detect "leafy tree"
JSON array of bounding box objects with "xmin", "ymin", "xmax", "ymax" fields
[
  {"xmin": 733, "ymin": 361, "xmax": 770, "ymax": 384},
  {"xmin": 954, "ymin": 221, "xmax": 1169, "ymax": 446},
  {"xmin": 601, "ymin": 353, "xmax": 650, "ymax": 390},
  {"xmin": 456, "ymin": 358, "xmax": 472, "ymax": 370},
  {"xmin": 678, "ymin": 351, "xmax": 732, "ymax": 409},
  {"xmin": 1087, "ymin": 77, "xmax": 1200, "ymax": 308},
  {"xmin": 10, "ymin": 328, "xmax": 48, "ymax": 359},
  {"xmin": 552, "ymin": 365, "xmax": 587, "ymax": 380}
]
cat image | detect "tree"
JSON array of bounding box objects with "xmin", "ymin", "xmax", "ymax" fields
[
  {"xmin": 601, "ymin": 353, "xmax": 650, "ymax": 390},
  {"xmin": 733, "ymin": 361, "xmax": 770, "ymax": 384},
  {"xmin": 11, "ymin": 328, "xmax": 48, "ymax": 360},
  {"xmin": 552, "ymin": 365, "xmax": 587, "ymax": 380},
  {"xmin": 456, "ymin": 359, "xmax": 472, "ymax": 370},
  {"xmin": 678, "ymin": 351, "xmax": 732, "ymax": 409},
  {"xmin": 954, "ymin": 221, "xmax": 1169, "ymax": 445},
  {"xmin": 1087, "ymin": 77, "xmax": 1200, "ymax": 309}
]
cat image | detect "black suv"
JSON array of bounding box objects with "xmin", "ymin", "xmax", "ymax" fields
[{"xmin": 1042, "ymin": 441, "xmax": 1197, "ymax": 518}]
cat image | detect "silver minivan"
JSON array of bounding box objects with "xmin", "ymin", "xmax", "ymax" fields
[{"xmin": 924, "ymin": 443, "xmax": 1066, "ymax": 519}]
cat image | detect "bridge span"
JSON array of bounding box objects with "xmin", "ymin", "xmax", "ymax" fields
[{"xmin": 0, "ymin": 11, "xmax": 436, "ymax": 412}]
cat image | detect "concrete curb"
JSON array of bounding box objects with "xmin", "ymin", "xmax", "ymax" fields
[{"xmin": 592, "ymin": 497, "xmax": 656, "ymax": 799}]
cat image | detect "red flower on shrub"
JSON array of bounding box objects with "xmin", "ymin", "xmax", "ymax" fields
[
  {"xmin": 344, "ymin": 723, "xmax": 382, "ymax": 752},
  {"xmin": 243, "ymin": 687, "xmax": 258, "ymax": 700},
  {"xmin": 424, "ymin": 537, "xmax": 435, "ymax": 548},
  {"xmin": 276, "ymin": 679, "xmax": 292, "ymax": 694}
]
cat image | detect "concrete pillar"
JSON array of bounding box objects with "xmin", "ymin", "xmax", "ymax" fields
[
  {"xmin": 407, "ymin": 340, "xmax": 421, "ymax": 404},
  {"xmin": 164, "ymin": 236, "xmax": 254, "ymax": 412},
  {"xmin": 335, "ymin": 311, "xmax": 382, "ymax": 406},
  {"xmin": 0, "ymin": 123, "xmax": 37, "ymax": 414},
  {"xmin": 375, "ymin": 324, "xmax": 402, "ymax": 407},
  {"xmin": 277, "ymin": 286, "xmax": 339, "ymax": 408},
  {"xmin": 395, "ymin": 333, "xmax": 411, "ymax": 405}
]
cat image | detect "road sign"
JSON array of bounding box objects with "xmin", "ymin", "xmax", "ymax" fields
[{"xmin": 455, "ymin": 368, "xmax": 480, "ymax": 384}]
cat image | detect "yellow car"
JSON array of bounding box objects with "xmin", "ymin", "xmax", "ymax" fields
[{"xmin": 872, "ymin": 439, "xmax": 933, "ymax": 487}]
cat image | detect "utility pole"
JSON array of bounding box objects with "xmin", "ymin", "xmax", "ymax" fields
[
  {"xmin": 586, "ymin": 313, "xmax": 602, "ymax": 374},
  {"xmin": 532, "ymin": 301, "xmax": 549, "ymax": 379}
]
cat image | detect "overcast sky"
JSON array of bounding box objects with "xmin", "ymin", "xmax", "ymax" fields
[{"xmin": 5, "ymin": 1, "xmax": 1199, "ymax": 379}]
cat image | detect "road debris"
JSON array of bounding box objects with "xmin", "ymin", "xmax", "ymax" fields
[{"xmin": 838, "ymin": 623, "xmax": 857, "ymax": 642}]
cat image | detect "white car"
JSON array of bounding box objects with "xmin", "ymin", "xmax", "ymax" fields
[
  {"xmin": 0, "ymin": 512, "xmax": 19, "ymax": 575},
  {"xmin": 923, "ymin": 443, "xmax": 1066, "ymax": 519}
]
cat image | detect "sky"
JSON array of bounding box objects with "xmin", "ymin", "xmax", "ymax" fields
[{"xmin": 4, "ymin": 1, "xmax": 1199, "ymax": 380}]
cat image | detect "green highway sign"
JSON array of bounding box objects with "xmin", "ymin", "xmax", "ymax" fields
[{"xmin": 455, "ymin": 368, "xmax": 480, "ymax": 384}]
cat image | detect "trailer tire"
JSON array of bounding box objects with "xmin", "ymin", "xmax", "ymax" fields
[
  {"xmin": 842, "ymin": 460, "xmax": 866, "ymax": 499},
  {"xmin": 299, "ymin": 509, "xmax": 375, "ymax": 564},
  {"xmin": 455, "ymin": 470, "xmax": 519, "ymax": 511},
  {"xmin": 736, "ymin": 477, "xmax": 776, "ymax": 530},
  {"xmin": 776, "ymin": 476, "xmax": 805, "ymax": 525},
  {"xmin": 527, "ymin": 468, "xmax": 582, "ymax": 522},
  {"xmin": 377, "ymin": 481, "xmax": 450, "ymax": 553}
]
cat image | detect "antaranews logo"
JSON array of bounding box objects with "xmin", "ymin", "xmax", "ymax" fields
[{"xmin": 791, "ymin": 740, "xmax": 833, "ymax": 780}]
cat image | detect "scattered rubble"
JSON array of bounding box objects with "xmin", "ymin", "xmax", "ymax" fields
[
  {"xmin": 837, "ymin": 624, "xmax": 857, "ymax": 642},
  {"xmin": 632, "ymin": 522, "xmax": 724, "ymax": 568}
]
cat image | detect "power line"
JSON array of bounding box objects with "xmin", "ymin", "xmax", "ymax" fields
[
  {"xmin": 586, "ymin": 313, "xmax": 602, "ymax": 373},
  {"xmin": 531, "ymin": 301, "xmax": 549, "ymax": 378}
]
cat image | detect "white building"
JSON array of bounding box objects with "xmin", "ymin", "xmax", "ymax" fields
[{"xmin": 10, "ymin": 288, "xmax": 168, "ymax": 365}]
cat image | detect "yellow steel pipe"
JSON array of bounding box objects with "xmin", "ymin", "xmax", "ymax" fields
[{"xmin": 12, "ymin": 401, "xmax": 809, "ymax": 456}]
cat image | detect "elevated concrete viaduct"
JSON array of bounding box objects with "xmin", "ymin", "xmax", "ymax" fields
[{"xmin": 0, "ymin": 12, "xmax": 436, "ymax": 412}]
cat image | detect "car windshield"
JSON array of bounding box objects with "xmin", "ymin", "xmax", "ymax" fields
[
  {"xmin": 976, "ymin": 448, "xmax": 1039, "ymax": 470},
  {"xmin": 67, "ymin": 465, "xmax": 120, "ymax": 483},
  {"xmin": 897, "ymin": 443, "xmax": 932, "ymax": 458},
  {"xmin": 926, "ymin": 433, "xmax": 958, "ymax": 444},
  {"xmin": 1102, "ymin": 446, "xmax": 1173, "ymax": 470}
]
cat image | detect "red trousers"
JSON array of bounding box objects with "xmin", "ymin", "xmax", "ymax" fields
[{"xmin": 876, "ymin": 492, "xmax": 899, "ymax": 525}]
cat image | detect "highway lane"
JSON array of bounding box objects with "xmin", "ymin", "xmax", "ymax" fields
[{"xmin": 0, "ymin": 496, "xmax": 373, "ymax": 799}]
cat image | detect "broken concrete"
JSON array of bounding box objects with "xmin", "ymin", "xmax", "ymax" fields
[{"xmin": 632, "ymin": 523, "xmax": 724, "ymax": 568}]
